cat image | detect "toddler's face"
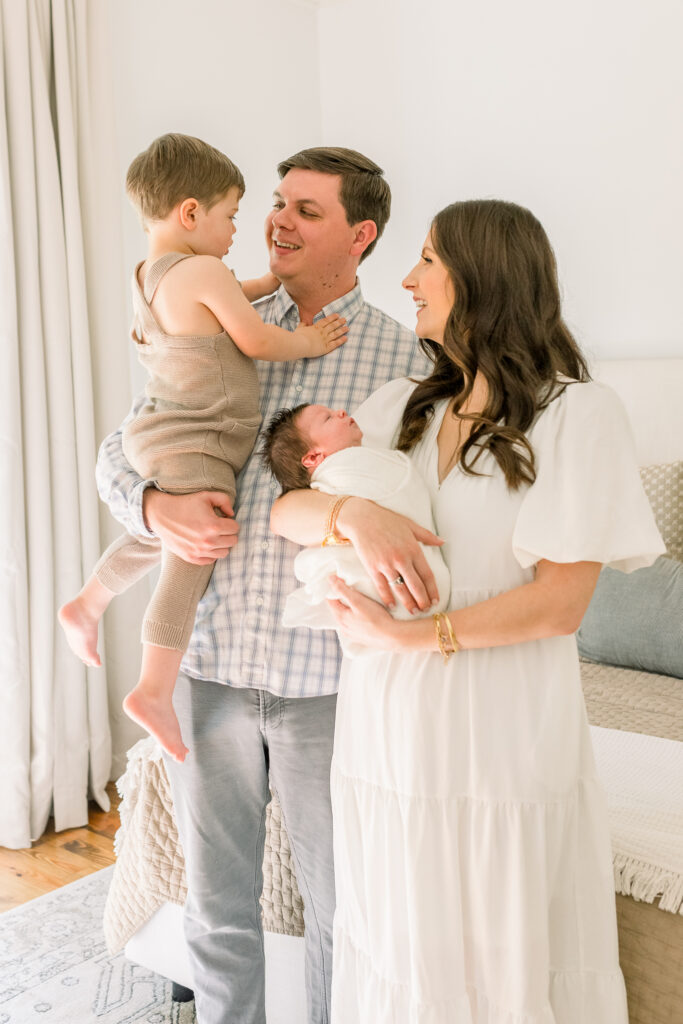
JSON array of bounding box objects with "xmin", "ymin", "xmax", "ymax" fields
[
  {"xmin": 195, "ymin": 186, "xmax": 241, "ymax": 259},
  {"xmin": 298, "ymin": 405, "xmax": 363, "ymax": 459}
]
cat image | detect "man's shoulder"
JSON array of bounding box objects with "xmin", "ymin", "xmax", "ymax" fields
[
  {"xmin": 252, "ymin": 291, "xmax": 279, "ymax": 319},
  {"xmin": 356, "ymin": 298, "xmax": 415, "ymax": 341}
]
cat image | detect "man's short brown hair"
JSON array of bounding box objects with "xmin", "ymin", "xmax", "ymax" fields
[
  {"xmin": 126, "ymin": 133, "xmax": 245, "ymax": 223},
  {"xmin": 260, "ymin": 405, "xmax": 312, "ymax": 493},
  {"xmin": 277, "ymin": 147, "xmax": 391, "ymax": 262}
]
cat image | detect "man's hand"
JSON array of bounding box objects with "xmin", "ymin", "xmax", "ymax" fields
[
  {"xmin": 143, "ymin": 490, "xmax": 239, "ymax": 565},
  {"xmin": 338, "ymin": 499, "xmax": 443, "ymax": 614}
]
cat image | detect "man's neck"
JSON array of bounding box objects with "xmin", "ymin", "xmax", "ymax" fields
[{"xmin": 286, "ymin": 274, "xmax": 359, "ymax": 325}]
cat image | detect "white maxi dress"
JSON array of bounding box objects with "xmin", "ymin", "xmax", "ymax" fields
[{"xmin": 330, "ymin": 377, "xmax": 664, "ymax": 1024}]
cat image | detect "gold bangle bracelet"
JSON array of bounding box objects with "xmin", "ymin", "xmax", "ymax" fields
[
  {"xmin": 433, "ymin": 612, "xmax": 459, "ymax": 662},
  {"xmin": 322, "ymin": 495, "xmax": 352, "ymax": 547},
  {"xmin": 442, "ymin": 614, "xmax": 460, "ymax": 654},
  {"xmin": 433, "ymin": 613, "xmax": 451, "ymax": 663}
]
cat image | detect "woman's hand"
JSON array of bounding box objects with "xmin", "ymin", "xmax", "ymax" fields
[
  {"xmin": 337, "ymin": 499, "xmax": 443, "ymax": 614},
  {"xmin": 327, "ymin": 575, "xmax": 407, "ymax": 651}
]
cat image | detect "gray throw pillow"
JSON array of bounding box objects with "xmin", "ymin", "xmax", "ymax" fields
[{"xmin": 577, "ymin": 556, "xmax": 683, "ymax": 679}]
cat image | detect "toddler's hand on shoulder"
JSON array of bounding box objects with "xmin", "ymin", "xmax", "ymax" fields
[{"xmin": 295, "ymin": 315, "xmax": 348, "ymax": 357}]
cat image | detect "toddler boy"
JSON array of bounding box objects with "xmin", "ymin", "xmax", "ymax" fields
[{"xmin": 59, "ymin": 134, "xmax": 347, "ymax": 761}]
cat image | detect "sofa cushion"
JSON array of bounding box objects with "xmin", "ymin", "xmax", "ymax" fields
[{"xmin": 577, "ymin": 556, "xmax": 683, "ymax": 679}]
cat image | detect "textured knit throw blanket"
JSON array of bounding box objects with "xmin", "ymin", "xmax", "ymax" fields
[
  {"xmin": 590, "ymin": 725, "xmax": 683, "ymax": 913},
  {"xmin": 103, "ymin": 738, "xmax": 304, "ymax": 954}
]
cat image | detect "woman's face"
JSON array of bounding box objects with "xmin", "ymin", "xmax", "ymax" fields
[{"xmin": 402, "ymin": 231, "xmax": 455, "ymax": 345}]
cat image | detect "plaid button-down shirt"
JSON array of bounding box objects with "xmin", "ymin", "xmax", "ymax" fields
[{"xmin": 97, "ymin": 282, "xmax": 430, "ymax": 696}]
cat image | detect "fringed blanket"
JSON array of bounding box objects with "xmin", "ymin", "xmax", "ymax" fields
[{"xmin": 591, "ymin": 725, "xmax": 683, "ymax": 914}]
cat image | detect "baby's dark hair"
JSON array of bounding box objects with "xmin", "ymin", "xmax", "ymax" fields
[{"xmin": 260, "ymin": 404, "xmax": 312, "ymax": 493}]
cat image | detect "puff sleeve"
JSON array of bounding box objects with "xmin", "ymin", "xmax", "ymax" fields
[{"xmin": 512, "ymin": 381, "xmax": 665, "ymax": 573}]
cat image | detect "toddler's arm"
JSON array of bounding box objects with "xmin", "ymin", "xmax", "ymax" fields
[
  {"xmin": 194, "ymin": 256, "xmax": 348, "ymax": 361},
  {"xmin": 239, "ymin": 271, "xmax": 280, "ymax": 303}
]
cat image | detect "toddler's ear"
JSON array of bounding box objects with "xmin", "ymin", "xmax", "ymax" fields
[
  {"xmin": 178, "ymin": 197, "xmax": 201, "ymax": 229},
  {"xmin": 301, "ymin": 449, "xmax": 325, "ymax": 471}
]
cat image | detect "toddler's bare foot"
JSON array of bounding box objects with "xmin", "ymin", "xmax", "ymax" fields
[
  {"xmin": 123, "ymin": 686, "xmax": 189, "ymax": 763},
  {"xmin": 58, "ymin": 598, "xmax": 101, "ymax": 667}
]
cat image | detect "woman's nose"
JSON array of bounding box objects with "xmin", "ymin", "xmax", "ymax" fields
[{"xmin": 402, "ymin": 271, "xmax": 415, "ymax": 291}]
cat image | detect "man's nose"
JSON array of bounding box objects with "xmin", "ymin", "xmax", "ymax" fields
[{"xmin": 272, "ymin": 205, "xmax": 292, "ymax": 229}]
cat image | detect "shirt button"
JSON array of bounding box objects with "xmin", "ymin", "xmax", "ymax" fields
[
  {"xmin": 295, "ymin": 385, "xmax": 303, "ymax": 393},
  {"xmin": 261, "ymin": 541, "xmax": 269, "ymax": 551},
  {"xmin": 255, "ymin": 597, "xmax": 264, "ymax": 607}
]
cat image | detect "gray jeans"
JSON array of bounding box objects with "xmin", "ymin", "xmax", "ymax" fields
[{"xmin": 164, "ymin": 673, "xmax": 337, "ymax": 1024}]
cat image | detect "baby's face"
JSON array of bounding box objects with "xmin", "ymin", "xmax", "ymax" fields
[{"xmin": 298, "ymin": 405, "xmax": 363, "ymax": 457}]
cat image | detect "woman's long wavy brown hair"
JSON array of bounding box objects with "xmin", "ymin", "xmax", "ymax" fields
[{"xmin": 397, "ymin": 200, "xmax": 590, "ymax": 489}]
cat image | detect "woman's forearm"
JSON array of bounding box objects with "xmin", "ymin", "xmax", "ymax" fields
[
  {"xmin": 270, "ymin": 491, "xmax": 372, "ymax": 546},
  {"xmin": 394, "ymin": 560, "xmax": 601, "ymax": 653},
  {"xmin": 271, "ymin": 489, "xmax": 346, "ymax": 544}
]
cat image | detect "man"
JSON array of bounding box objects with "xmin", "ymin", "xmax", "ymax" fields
[{"xmin": 97, "ymin": 147, "xmax": 432, "ymax": 1024}]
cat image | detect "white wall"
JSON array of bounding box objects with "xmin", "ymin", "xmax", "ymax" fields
[{"xmin": 318, "ymin": 0, "xmax": 683, "ymax": 361}]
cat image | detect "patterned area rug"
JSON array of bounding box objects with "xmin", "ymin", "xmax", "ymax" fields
[{"xmin": 0, "ymin": 868, "xmax": 195, "ymax": 1023}]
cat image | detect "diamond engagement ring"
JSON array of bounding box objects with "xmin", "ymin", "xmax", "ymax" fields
[{"xmin": 392, "ymin": 575, "xmax": 406, "ymax": 586}]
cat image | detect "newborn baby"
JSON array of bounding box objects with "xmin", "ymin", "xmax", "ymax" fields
[{"xmin": 261, "ymin": 404, "xmax": 451, "ymax": 656}]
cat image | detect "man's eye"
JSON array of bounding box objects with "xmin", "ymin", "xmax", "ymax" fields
[{"xmin": 272, "ymin": 202, "xmax": 284, "ymax": 210}]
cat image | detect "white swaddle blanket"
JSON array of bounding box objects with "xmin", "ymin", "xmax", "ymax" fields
[{"xmin": 282, "ymin": 445, "xmax": 451, "ymax": 657}]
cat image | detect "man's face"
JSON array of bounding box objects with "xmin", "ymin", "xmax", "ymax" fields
[{"xmin": 265, "ymin": 169, "xmax": 358, "ymax": 291}]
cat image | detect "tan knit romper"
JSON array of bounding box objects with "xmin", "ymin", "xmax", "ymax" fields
[{"xmin": 93, "ymin": 252, "xmax": 261, "ymax": 650}]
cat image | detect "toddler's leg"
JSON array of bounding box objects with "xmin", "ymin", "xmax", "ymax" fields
[
  {"xmin": 59, "ymin": 533, "xmax": 161, "ymax": 667},
  {"xmin": 123, "ymin": 550, "xmax": 214, "ymax": 763}
]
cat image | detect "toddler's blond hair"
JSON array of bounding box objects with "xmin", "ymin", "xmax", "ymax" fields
[{"xmin": 126, "ymin": 133, "xmax": 245, "ymax": 223}]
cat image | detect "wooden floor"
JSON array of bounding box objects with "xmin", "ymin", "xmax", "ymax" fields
[{"xmin": 0, "ymin": 781, "xmax": 120, "ymax": 912}]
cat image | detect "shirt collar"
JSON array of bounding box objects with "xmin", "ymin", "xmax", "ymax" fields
[{"xmin": 272, "ymin": 280, "xmax": 364, "ymax": 326}]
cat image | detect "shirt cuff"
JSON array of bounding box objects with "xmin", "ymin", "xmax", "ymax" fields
[{"xmin": 131, "ymin": 479, "xmax": 157, "ymax": 538}]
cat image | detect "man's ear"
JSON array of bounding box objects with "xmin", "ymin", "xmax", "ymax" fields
[
  {"xmin": 301, "ymin": 449, "xmax": 325, "ymax": 471},
  {"xmin": 178, "ymin": 198, "xmax": 201, "ymax": 230},
  {"xmin": 349, "ymin": 219, "xmax": 378, "ymax": 259}
]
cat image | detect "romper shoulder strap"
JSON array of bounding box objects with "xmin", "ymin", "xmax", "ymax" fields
[{"xmin": 142, "ymin": 252, "xmax": 193, "ymax": 304}]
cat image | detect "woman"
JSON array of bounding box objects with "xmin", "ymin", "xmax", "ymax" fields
[{"xmin": 271, "ymin": 200, "xmax": 663, "ymax": 1023}]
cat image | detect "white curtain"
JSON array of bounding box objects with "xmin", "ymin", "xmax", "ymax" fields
[{"xmin": 0, "ymin": 0, "xmax": 128, "ymax": 848}]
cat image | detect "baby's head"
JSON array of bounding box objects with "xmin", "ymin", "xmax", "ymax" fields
[
  {"xmin": 262, "ymin": 404, "xmax": 363, "ymax": 493},
  {"xmin": 126, "ymin": 133, "xmax": 245, "ymax": 254}
]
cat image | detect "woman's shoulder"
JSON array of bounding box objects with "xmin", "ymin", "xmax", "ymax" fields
[
  {"xmin": 352, "ymin": 376, "xmax": 421, "ymax": 449},
  {"xmin": 532, "ymin": 377, "xmax": 630, "ymax": 441}
]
